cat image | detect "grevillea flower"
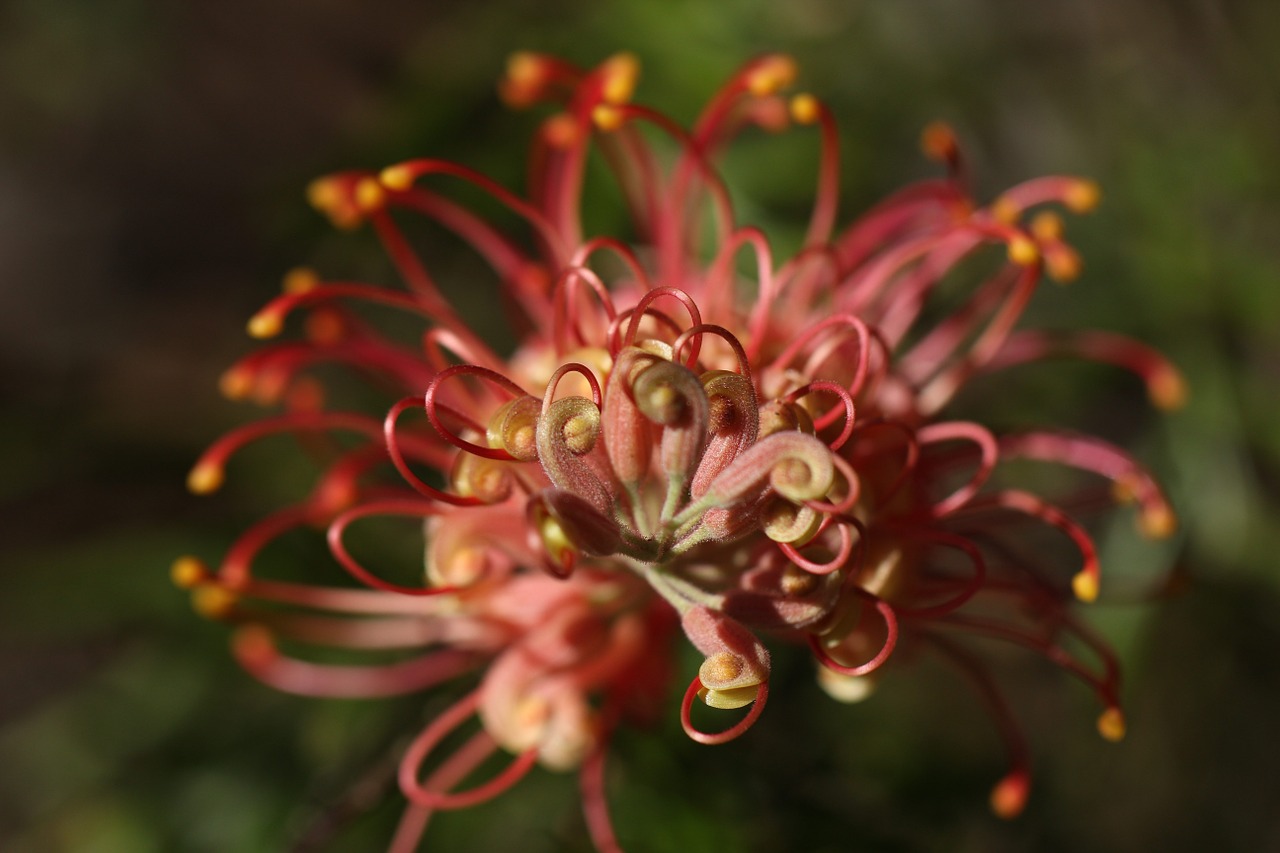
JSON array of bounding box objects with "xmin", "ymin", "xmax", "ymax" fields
[{"xmin": 177, "ymin": 52, "xmax": 1184, "ymax": 849}]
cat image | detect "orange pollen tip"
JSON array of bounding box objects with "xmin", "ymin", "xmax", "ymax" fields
[
  {"xmin": 1065, "ymin": 179, "xmax": 1102, "ymax": 213},
  {"xmin": 247, "ymin": 311, "xmax": 282, "ymax": 340},
  {"xmin": 192, "ymin": 584, "xmax": 238, "ymax": 620},
  {"xmin": 991, "ymin": 195, "xmax": 1022, "ymax": 224},
  {"xmin": 920, "ymin": 120, "xmax": 957, "ymax": 161},
  {"xmin": 379, "ymin": 164, "xmax": 416, "ymax": 192},
  {"xmin": 1045, "ymin": 246, "xmax": 1082, "ymax": 283},
  {"xmin": 305, "ymin": 178, "xmax": 341, "ymax": 212},
  {"xmin": 218, "ymin": 368, "xmax": 253, "ymax": 400},
  {"xmin": 506, "ymin": 51, "xmax": 545, "ymax": 85},
  {"xmin": 1140, "ymin": 504, "xmax": 1178, "ymax": 540},
  {"xmin": 170, "ymin": 556, "xmax": 209, "ymax": 589},
  {"xmin": 355, "ymin": 177, "xmax": 386, "ymax": 212},
  {"xmin": 789, "ymin": 92, "xmax": 820, "ymax": 125},
  {"xmin": 591, "ymin": 104, "xmax": 626, "ymax": 132},
  {"xmin": 233, "ymin": 625, "xmax": 277, "ymax": 664},
  {"xmin": 1072, "ymin": 571, "xmax": 1099, "ymax": 603},
  {"xmin": 1097, "ymin": 706, "xmax": 1127, "ymax": 741},
  {"xmin": 1007, "ymin": 234, "xmax": 1041, "ymax": 266},
  {"xmin": 601, "ymin": 52, "xmax": 639, "ymax": 105},
  {"xmin": 282, "ymin": 266, "xmax": 319, "ymax": 294},
  {"xmin": 187, "ymin": 463, "xmax": 224, "ymax": 495},
  {"xmin": 1149, "ymin": 368, "xmax": 1188, "ymax": 411},
  {"xmin": 746, "ymin": 54, "xmax": 798, "ymax": 97},
  {"xmin": 1030, "ymin": 211, "xmax": 1064, "ymax": 241},
  {"xmin": 544, "ymin": 113, "xmax": 580, "ymax": 148},
  {"xmin": 990, "ymin": 775, "xmax": 1029, "ymax": 819}
]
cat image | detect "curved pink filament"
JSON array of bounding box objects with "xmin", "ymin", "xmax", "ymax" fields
[
  {"xmin": 580, "ymin": 744, "xmax": 624, "ymax": 853},
  {"xmin": 959, "ymin": 489, "xmax": 1100, "ymax": 598},
  {"xmin": 384, "ymin": 397, "xmax": 484, "ymax": 504},
  {"xmin": 680, "ymin": 675, "xmax": 769, "ymax": 746},
  {"xmin": 543, "ymin": 362, "xmax": 604, "ymax": 410},
  {"xmin": 848, "ymin": 418, "xmax": 920, "ymax": 509},
  {"xmin": 194, "ymin": 411, "xmax": 386, "ymax": 483},
  {"xmin": 785, "ymin": 380, "xmax": 856, "ymax": 450},
  {"xmin": 423, "ymin": 365, "xmax": 531, "ymax": 461},
  {"xmin": 672, "ymin": 323, "xmax": 752, "ymax": 378},
  {"xmin": 804, "ymin": 454, "xmax": 862, "ymax": 516},
  {"xmin": 235, "ymin": 632, "xmax": 478, "ymax": 698},
  {"xmin": 768, "ymin": 314, "xmax": 874, "ymax": 401},
  {"xmin": 892, "ymin": 527, "xmax": 987, "ymax": 619},
  {"xmin": 218, "ymin": 505, "xmax": 314, "ymax": 589},
  {"xmin": 779, "ymin": 518, "xmax": 856, "ymax": 576},
  {"xmin": 570, "ymin": 235, "xmax": 654, "ymax": 292},
  {"xmin": 327, "ymin": 499, "xmax": 460, "ymax": 596},
  {"xmin": 917, "ymin": 421, "xmax": 998, "ymax": 517},
  {"xmin": 622, "ymin": 286, "xmax": 704, "ymax": 364},
  {"xmin": 552, "ymin": 265, "xmax": 619, "ymax": 355},
  {"xmin": 399, "ymin": 690, "xmax": 540, "ymax": 809},
  {"xmin": 607, "ymin": 304, "xmax": 686, "ymax": 357},
  {"xmin": 808, "ymin": 592, "xmax": 899, "ymax": 677},
  {"xmin": 382, "ymin": 158, "xmax": 569, "ymax": 262}
]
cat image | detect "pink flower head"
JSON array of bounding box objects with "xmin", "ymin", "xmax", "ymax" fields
[{"xmin": 178, "ymin": 52, "xmax": 1183, "ymax": 847}]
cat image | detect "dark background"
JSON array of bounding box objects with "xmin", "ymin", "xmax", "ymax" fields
[{"xmin": 2, "ymin": 1, "xmax": 1278, "ymax": 850}]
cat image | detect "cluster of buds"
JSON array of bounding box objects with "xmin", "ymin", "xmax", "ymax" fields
[{"xmin": 178, "ymin": 52, "xmax": 1182, "ymax": 849}]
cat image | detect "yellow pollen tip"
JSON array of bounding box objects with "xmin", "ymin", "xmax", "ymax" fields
[
  {"xmin": 1149, "ymin": 368, "xmax": 1188, "ymax": 411},
  {"xmin": 192, "ymin": 584, "xmax": 238, "ymax": 620},
  {"xmin": 1072, "ymin": 571, "xmax": 1099, "ymax": 603},
  {"xmin": 379, "ymin": 164, "xmax": 415, "ymax": 192},
  {"xmin": 991, "ymin": 195, "xmax": 1022, "ymax": 224},
  {"xmin": 1140, "ymin": 504, "xmax": 1178, "ymax": 540},
  {"xmin": 601, "ymin": 52, "xmax": 639, "ymax": 105},
  {"xmin": 789, "ymin": 93, "xmax": 820, "ymax": 125},
  {"xmin": 187, "ymin": 463, "xmax": 224, "ymax": 495},
  {"xmin": 170, "ymin": 556, "xmax": 209, "ymax": 589},
  {"xmin": 1065, "ymin": 179, "xmax": 1102, "ymax": 213},
  {"xmin": 920, "ymin": 121, "xmax": 957, "ymax": 161},
  {"xmin": 746, "ymin": 54, "xmax": 798, "ymax": 97},
  {"xmin": 1007, "ymin": 235, "xmax": 1040, "ymax": 266},
  {"xmin": 247, "ymin": 311, "xmax": 282, "ymax": 340},
  {"xmin": 591, "ymin": 104, "xmax": 626, "ymax": 132},
  {"xmin": 1030, "ymin": 211, "xmax": 1064, "ymax": 241},
  {"xmin": 355, "ymin": 177, "xmax": 386, "ymax": 212},
  {"xmin": 305, "ymin": 178, "xmax": 341, "ymax": 212},
  {"xmin": 1097, "ymin": 706, "xmax": 1126, "ymax": 742},
  {"xmin": 282, "ymin": 266, "xmax": 319, "ymax": 294}
]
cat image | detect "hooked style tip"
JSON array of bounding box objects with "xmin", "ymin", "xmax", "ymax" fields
[
  {"xmin": 1148, "ymin": 368, "xmax": 1188, "ymax": 412},
  {"xmin": 187, "ymin": 463, "xmax": 224, "ymax": 495},
  {"xmin": 1006, "ymin": 234, "xmax": 1041, "ymax": 267},
  {"xmin": 789, "ymin": 93, "xmax": 820, "ymax": 125},
  {"xmin": 379, "ymin": 164, "xmax": 416, "ymax": 192},
  {"xmin": 1071, "ymin": 571, "xmax": 1099, "ymax": 603},
  {"xmin": 1097, "ymin": 706, "xmax": 1126, "ymax": 742},
  {"xmin": 170, "ymin": 555, "xmax": 209, "ymax": 589},
  {"xmin": 1065, "ymin": 179, "xmax": 1101, "ymax": 213},
  {"xmin": 745, "ymin": 54, "xmax": 798, "ymax": 97},
  {"xmin": 282, "ymin": 266, "xmax": 319, "ymax": 294},
  {"xmin": 247, "ymin": 311, "xmax": 282, "ymax": 340},
  {"xmin": 192, "ymin": 584, "xmax": 238, "ymax": 620},
  {"xmin": 989, "ymin": 773, "xmax": 1029, "ymax": 819}
]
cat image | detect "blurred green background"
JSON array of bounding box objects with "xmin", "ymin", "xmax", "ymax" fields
[{"xmin": 2, "ymin": 0, "xmax": 1278, "ymax": 850}]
